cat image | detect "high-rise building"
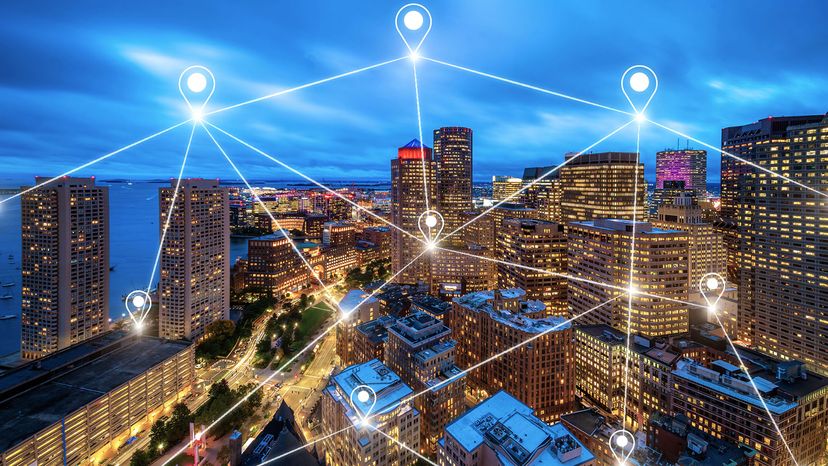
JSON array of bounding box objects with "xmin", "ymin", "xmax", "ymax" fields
[
  {"xmin": 651, "ymin": 192, "xmax": 726, "ymax": 293},
  {"xmin": 672, "ymin": 355, "xmax": 828, "ymax": 466},
  {"xmin": 336, "ymin": 290, "xmax": 380, "ymax": 367},
  {"xmin": 719, "ymin": 115, "xmax": 824, "ymax": 342},
  {"xmin": 430, "ymin": 244, "xmax": 496, "ymax": 299},
  {"xmin": 560, "ymin": 152, "xmax": 646, "ymax": 224},
  {"xmin": 437, "ymin": 391, "xmax": 595, "ymax": 466},
  {"xmin": 353, "ymin": 315, "xmax": 395, "ymax": 365},
  {"xmin": 567, "ymin": 219, "xmax": 690, "ymax": 338},
  {"xmin": 246, "ymin": 231, "xmax": 321, "ymax": 296},
  {"xmin": 450, "ymin": 289, "xmax": 575, "ymax": 422},
  {"xmin": 391, "ymin": 139, "xmax": 437, "ymax": 284},
  {"xmin": 491, "ymin": 175, "xmax": 523, "ymax": 201},
  {"xmin": 321, "ymin": 359, "xmax": 421, "ymax": 466},
  {"xmin": 385, "ymin": 312, "xmax": 465, "ymax": 454},
  {"xmin": 158, "ymin": 179, "xmax": 230, "ymax": 341},
  {"xmin": 20, "ymin": 177, "xmax": 109, "ymax": 360},
  {"xmin": 654, "ymin": 147, "xmax": 707, "ymax": 198},
  {"xmin": 475, "ymin": 202, "xmax": 539, "ymax": 250},
  {"xmin": 434, "ymin": 127, "xmax": 473, "ymax": 247},
  {"xmin": 496, "ymin": 219, "xmax": 568, "ymax": 316},
  {"xmin": 724, "ymin": 115, "xmax": 828, "ymax": 374}
]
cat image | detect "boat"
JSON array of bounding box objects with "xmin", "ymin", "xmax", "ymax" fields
[
  {"xmin": 1, "ymin": 283, "xmax": 13, "ymax": 287},
  {"xmin": 0, "ymin": 314, "xmax": 16, "ymax": 320},
  {"xmin": 0, "ymin": 295, "xmax": 11, "ymax": 300},
  {"xmin": 110, "ymin": 265, "xmax": 116, "ymax": 272}
]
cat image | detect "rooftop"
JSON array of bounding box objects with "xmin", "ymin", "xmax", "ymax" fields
[
  {"xmin": 329, "ymin": 359, "xmax": 412, "ymax": 420},
  {"xmin": 454, "ymin": 289, "xmax": 567, "ymax": 334},
  {"xmin": 444, "ymin": 391, "xmax": 594, "ymax": 465},
  {"xmin": 355, "ymin": 316, "xmax": 396, "ymax": 344},
  {"xmin": 339, "ymin": 289, "xmax": 378, "ymax": 315},
  {"xmin": 0, "ymin": 333, "xmax": 191, "ymax": 452},
  {"xmin": 570, "ymin": 218, "xmax": 683, "ymax": 235},
  {"xmin": 388, "ymin": 311, "xmax": 450, "ymax": 346}
]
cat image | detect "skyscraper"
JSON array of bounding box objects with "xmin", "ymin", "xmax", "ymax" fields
[
  {"xmin": 496, "ymin": 218, "xmax": 568, "ymax": 315},
  {"xmin": 491, "ymin": 175, "xmax": 522, "ymax": 201},
  {"xmin": 391, "ymin": 139, "xmax": 437, "ymax": 284},
  {"xmin": 20, "ymin": 177, "xmax": 109, "ymax": 359},
  {"xmin": 724, "ymin": 114, "xmax": 828, "ymax": 375},
  {"xmin": 654, "ymin": 147, "xmax": 707, "ymax": 197},
  {"xmin": 567, "ymin": 219, "xmax": 690, "ymax": 338},
  {"xmin": 434, "ymin": 127, "xmax": 473, "ymax": 246},
  {"xmin": 158, "ymin": 179, "xmax": 229, "ymax": 341},
  {"xmin": 560, "ymin": 152, "xmax": 646, "ymax": 223}
]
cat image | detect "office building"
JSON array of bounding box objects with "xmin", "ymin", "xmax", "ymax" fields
[
  {"xmin": 20, "ymin": 177, "xmax": 109, "ymax": 360},
  {"xmin": 672, "ymin": 355, "xmax": 828, "ymax": 466},
  {"xmin": 567, "ymin": 219, "xmax": 690, "ymax": 338},
  {"xmin": 434, "ymin": 127, "xmax": 473, "ymax": 247},
  {"xmin": 450, "ymin": 289, "xmax": 574, "ymax": 422},
  {"xmin": 655, "ymin": 147, "xmax": 707, "ymax": 198},
  {"xmin": 559, "ymin": 152, "xmax": 646, "ymax": 224},
  {"xmin": 391, "ymin": 139, "xmax": 437, "ymax": 284},
  {"xmin": 337, "ymin": 290, "xmax": 381, "ymax": 367},
  {"xmin": 724, "ymin": 115, "xmax": 828, "ymax": 375},
  {"xmin": 246, "ymin": 231, "xmax": 321, "ymax": 297},
  {"xmin": 496, "ymin": 219, "xmax": 568, "ymax": 316},
  {"xmin": 158, "ymin": 179, "xmax": 229, "ymax": 341},
  {"xmin": 0, "ymin": 331, "xmax": 194, "ymax": 466},
  {"xmin": 321, "ymin": 359, "xmax": 421, "ymax": 466},
  {"xmin": 385, "ymin": 312, "xmax": 465, "ymax": 454},
  {"xmin": 353, "ymin": 316, "xmax": 396, "ymax": 365},
  {"xmin": 430, "ymin": 245, "xmax": 497, "ymax": 299},
  {"xmin": 491, "ymin": 176, "xmax": 523, "ymax": 202},
  {"xmin": 651, "ymin": 193, "xmax": 727, "ymax": 293},
  {"xmin": 438, "ymin": 391, "xmax": 595, "ymax": 466},
  {"xmin": 719, "ymin": 114, "xmax": 823, "ymax": 341}
]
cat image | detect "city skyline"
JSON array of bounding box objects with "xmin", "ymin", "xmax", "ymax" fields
[
  {"xmin": 2, "ymin": 1, "xmax": 828, "ymax": 183},
  {"xmin": 1, "ymin": 3, "xmax": 826, "ymax": 466}
]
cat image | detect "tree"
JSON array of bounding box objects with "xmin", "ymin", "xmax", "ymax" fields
[{"xmin": 130, "ymin": 449, "xmax": 153, "ymax": 466}]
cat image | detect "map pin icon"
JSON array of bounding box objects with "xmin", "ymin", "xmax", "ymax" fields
[
  {"xmin": 349, "ymin": 385, "xmax": 378, "ymax": 427},
  {"xmin": 609, "ymin": 430, "xmax": 635, "ymax": 465},
  {"xmin": 417, "ymin": 210, "xmax": 444, "ymax": 248},
  {"xmin": 699, "ymin": 272, "xmax": 727, "ymax": 315},
  {"xmin": 178, "ymin": 65, "xmax": 215, "ymax": 121},
  {"xmin": 396, "ymin": 3, "xmax": 432, "ymax": 57},
  {"xmin": 125, "ymin": 290, "xmax": 152, "ymax": 327},
  {"xmin": 621, "ymin": 65, "xmax": 658, "ymax": 119}
]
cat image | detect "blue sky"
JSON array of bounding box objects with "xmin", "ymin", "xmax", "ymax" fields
[{"xmin": 1, "ymin": 0, "xmax": 827, "ymax": 184}]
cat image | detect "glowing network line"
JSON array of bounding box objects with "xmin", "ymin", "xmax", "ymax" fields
[
  {"xmin": 371, "ymin": 425, "xmax": 439, "ymax": 466},
  {"xmin": 432, "ymin": 245, "xmax": 710, "ymax": 311},
  {"xmin": 647, "ymin": 118, "xmax": 828, "ymax": 199},
  {"xmin": 421, "ymin": 56, "xmax": 634, "ymax": 116},
  {"xmin": 161, "ymin": 231, "xmax": 431, "ymax": 466},
  {"xmin": 437, "ymin": 118, "xmax": 636, "ymax": 245},
  {"xmin": 201, "ymin": 123, "xmax": 339, "ymax": 307},
  {"xmin": 710, "ymin": 309, "xmax": 800, "ymax": 465},
  {"xmin": 621, "ymin": 120, "xmax": 643, "ymax": 427},
  {"xmin": 204, "ymin": 56, "xmax": 409, "ymax": 117},
  {"xmin": 0, "ymin": 119, "xmax": 191, "ymax": 206},
  {"xmin": 411, "ymin": 59, "xmax": 432, "ymax": 212},
  {"xmin": 203, "ymin": 121, "xmax": 428, "ymax": 246},
  {"xmin": 141, "ymin": 122, "xmax": 197, "ymax": 323}
]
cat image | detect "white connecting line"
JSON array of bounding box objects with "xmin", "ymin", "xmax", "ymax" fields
[
  {"xmin": 421, "ymin": 56, "xmax": 634, "ymax": 117},
  {"xmin": 141, "ymin": 122, "xmax": 197, "ymax": 323},
  {"xmin": 203, "ymin": 121, "xmax": 427, "ymax": 246},
  {"xmin": 204, "ymin": 56, "xmax": 408, "ymax": 117},
  {"xmin": 709, "ymin": 312, "xmax": 800, "ymax": 466},
  {"xmin": 371, "ymin": 425, "xmax": 438, "ymax": 466},
  {"xmin": 411, "ymin": 59, "xmax": 432, "ymax": 214},
  {"xmin": 0, "ymin": 119, "xmax": 191, "ymax": 206},
  {"xmin": 438, "ymin": 118, "xmax": 636, "ymax": 245},
  {"xmin": 621, "ymin": 121, "xmax": 643, "ymax": 427}
]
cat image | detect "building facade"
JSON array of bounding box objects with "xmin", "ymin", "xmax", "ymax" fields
[
  {"xmin": 559, "ymin": 152, "xmax": 646, "ymax": 224},
  {"xmin": 567, "ymin": 219, "xmax": 690, "ymax": 338},
  {"xmin": 391, "ymin": 139, "xmax": 437, "ymax": 284},
  {"xmin": 434, "ymin": 127, "xmax": 473, "ymax": 247},
  {"xmin": 496, "ymin": 219, "xmax": 568, "ymax": 316},
  {"xmin": 158, "ymin": 179, "xmax": 230, "ymax": 341},
  {"xmin": 20, "ymin": 177, "xmax": 109, "ymax": 360},
  {"xmin": 450, "ymin": 289, "xmax": 575, "ymax": 422}
]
